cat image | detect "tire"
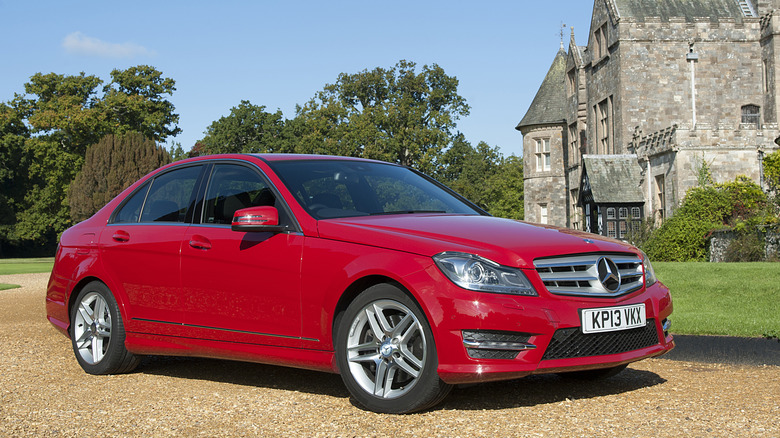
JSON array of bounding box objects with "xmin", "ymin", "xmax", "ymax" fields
[
  {"xmin": 559, "ymin": 364, "xmax": 628, "ymax": 380},
  {"xmin": 70, "ymin": 281, "xmax": 140, "ymax": 375},
  {"xmin": 335, "ymin": 283, "xmax": 452, "ymax": 414}
]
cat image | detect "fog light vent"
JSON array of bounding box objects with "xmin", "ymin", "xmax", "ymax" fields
[{"xmin": 462, "ymin": 330, "xmax": 536, "ymax": 360}]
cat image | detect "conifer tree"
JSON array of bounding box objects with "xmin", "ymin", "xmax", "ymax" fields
[{"xmin": 68, "ymin": 132, "xmax": 171, "ymax": 222}]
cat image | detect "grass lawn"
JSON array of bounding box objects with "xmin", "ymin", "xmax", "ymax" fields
[
  {"xmin": 0, "ymin": 257, "xmax": 54, "ymax": 275},
  {"xmin": 654, "ymin": 262, "xmax": 780, "ymax": 339},
  {"xmin": 0, "ymin": 257, "xmax": 54, "ymax": 289}
]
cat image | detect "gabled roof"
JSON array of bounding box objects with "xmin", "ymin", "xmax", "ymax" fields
[
  {"xmin": 580, "ymin": 155, "xmax": 644, "ymax": 204},
  {"xmin": 612, "ymin": 0, "xmax": 747, "ymax": 22},
  {"xmin": 515, "ymin": 49, "xmax": 567, "ymax": 131}
]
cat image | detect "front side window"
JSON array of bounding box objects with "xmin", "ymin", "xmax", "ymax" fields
[{"xmin": 202, "ymin": 164, "xmax": 275, "ymax": 224}]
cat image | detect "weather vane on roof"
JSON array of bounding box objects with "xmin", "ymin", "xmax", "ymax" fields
[{"xmin": 560, "ymin": 22, "xmax": 567, "ymax": 49}]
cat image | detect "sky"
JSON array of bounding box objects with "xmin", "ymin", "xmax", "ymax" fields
[{"xmin": 0, "ymin": 0, "xmax": 595, "ymax": 158}]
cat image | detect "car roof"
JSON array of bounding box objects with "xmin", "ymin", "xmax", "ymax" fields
[{"xmin": 249, "ymin": 153, "xmax": 392, "ymax": 164}]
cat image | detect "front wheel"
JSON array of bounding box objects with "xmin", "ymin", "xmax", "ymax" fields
[
  {"xmin": 70, "ymin": 281, "xmax": 140, "ymax": 375},
  {"xmin": 335, "ymin": 284, "xmax": 451, "ymax": 413}
]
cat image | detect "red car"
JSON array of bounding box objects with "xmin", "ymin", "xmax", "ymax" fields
[{"xmin": 46, "ymin": 154, "xmax": 674, "ymax": 413}]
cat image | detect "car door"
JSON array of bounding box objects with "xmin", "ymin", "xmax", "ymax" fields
[
  {"xmin": 99, "ymin": 164, "xmax": 204, "ymax": 336},
  {"xmin": 179, "ymin": 162, "xmax": 304, "ymax": 347}
]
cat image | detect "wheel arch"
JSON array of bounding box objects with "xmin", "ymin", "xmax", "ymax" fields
[
  {"xmin": 331, "ymin": 275, "xmax": 425, "ymax": 344},
  {"xmin": 66, "ymin": 276, "xmax": 125, "ymax": 333}
]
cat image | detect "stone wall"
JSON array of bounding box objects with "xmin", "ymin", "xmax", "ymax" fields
[{"xmin": 709, "ymin": 227, "xmax": 780, "ymax": 262}]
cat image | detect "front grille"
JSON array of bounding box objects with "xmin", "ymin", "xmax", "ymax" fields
[
  {"xmin": 541, "ymin": 319, "xmax": 659, "ymax": 361},
  {"xmin": 534, "ymin": 253, "xmax": 644, "ymax": 297}
]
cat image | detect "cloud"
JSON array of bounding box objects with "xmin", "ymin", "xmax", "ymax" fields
[{"xmin": 62, "ymin": 32, "xmax": 155, "ymax": 58}]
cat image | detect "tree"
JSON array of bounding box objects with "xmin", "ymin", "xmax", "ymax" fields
[
  {"xmin": 436, "ymin": 136, "xmax": 524, "ymax": 219},
  {"xmin": 3, "ymin": 66, "xmax": 181, "ymax": 251},
  {"xmin": 197, "ymin": 100, "xmax": 289, "ymax": 154},
  {"xmin": 294, "ymin": 60, "xmax": 470, "ymax": 174},
  {"xmin": 484, "ymin": 155, "xmax": 524, "ymax": 220},
  {"xmin": 0, "ymin": 103, "xmax": 30, "ymax": 256},
  {"xmin": 14, "ymin": 72, "xmax": 104, "ymax": 154},
  {"xmin": 68, "ymin": 133, "xmax": 172, "ymax": 222},
  {"xmin": 100, "ymin": 65, "xmax": 181, "ymax": 142}
]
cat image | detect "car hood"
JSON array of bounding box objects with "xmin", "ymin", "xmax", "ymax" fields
[{"xmin": 316, "ymin": 214, "xmax": 638, "ymax": 269}]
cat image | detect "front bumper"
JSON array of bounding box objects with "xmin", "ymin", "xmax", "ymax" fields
[{"xmin": 406, "ymin": 265, "xmax": 675, "ymax": 385}]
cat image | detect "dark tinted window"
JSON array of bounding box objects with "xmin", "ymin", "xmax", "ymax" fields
[
  {"xmin": 268, "ymin": 160, "xmax": 481, "ymax": 219},
  {"xmin": 137, "ymin": 166, "xmax": 202, "ymax": 223},
  {"xmin": 113, "ymin": 182, "xmax": 150, "ymax": 223},
  {"xmin": 202, "ymin": 164, "xmax": 275, "ymax": 224}
]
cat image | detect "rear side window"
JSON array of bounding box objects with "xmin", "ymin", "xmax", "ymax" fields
[
  {"xmin": 112, "ymin": 165, "xmax": 202, "ymax": 224},
  {"xmin": 113, "ymin": 182, "xmax": 150, "ymax": 223}
]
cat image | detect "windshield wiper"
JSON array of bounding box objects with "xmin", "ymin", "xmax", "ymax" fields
[{"xmin": 370, "ymin": 210, "xmax": 447, "ymax": 216}]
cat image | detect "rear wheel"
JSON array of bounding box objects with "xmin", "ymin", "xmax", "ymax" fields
[
  {"xmin": 335, "ymin": 284, "xmax": 451, "ymax": 413},
  {"xmin": 70, "ymin": 281, "xmax": 140, "ymax": 375}
]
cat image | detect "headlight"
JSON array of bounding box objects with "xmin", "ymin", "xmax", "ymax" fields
[
  {"xmin": 433, "ymin": 252, "xmax": 538, "ymax": 296},
  {"xmin": 641, "ymin": 251, "xmax": 657, "ymax": 287}
]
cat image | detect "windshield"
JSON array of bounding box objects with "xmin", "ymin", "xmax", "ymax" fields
[{"xmin": 267, "ymin": 160, "xmax": 484, "ymax": 219}]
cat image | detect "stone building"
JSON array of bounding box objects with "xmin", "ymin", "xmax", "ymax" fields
[{"xmin": 517, "ymin": 0, "xmax": 780, "ymax": 238}]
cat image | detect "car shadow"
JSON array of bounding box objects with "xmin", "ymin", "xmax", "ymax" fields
[
  {"xmin": 138, "ymin": 356, "xmax": 666, "ymax": 412},
  {"xmin": 138, "ymin": 356, "xmax": 349, "ymax": 399},
  {"xmin": 441, "ymin": 368, "xmax": 667, "ymax": 411}
]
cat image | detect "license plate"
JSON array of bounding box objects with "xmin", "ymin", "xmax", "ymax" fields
[{"xmin": 581, "ymin": 303, "xmax": 646, "ymax": 334}]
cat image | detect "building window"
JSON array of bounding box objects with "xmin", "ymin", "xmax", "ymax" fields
[
  {"xmin": 570, "ymin": 189, "xmax": 580, "ymax": 230},
  {"xmin": 596, "ymin": 97, "xmax": 612, "ymax": 154},
  {"xmin": 593, "ymin": 24, "xmax": 608, "ymax": 60},
  {"xmin": 567, "ymin": 69, "xmax": 577, "ymax": 97},
  {"xmin": 656, "ymin": 175, "xmax": 666, "ymax": 222},
  {"xmin": 619, "ymin": 221, "xmax": 627, "ymax": 238},
  {"xmin": 764, "ymin": 60, "xmax": 770, "ymax": 93},
  {"xmin": 535, "ymin": 138, "xmax": 551, "ymax": 172},
  {"xmin": 742, "ymin": 105, "xmax": 760, "ymax": 128},
  {"xmin": 607, "ymin": 221, "xmax": 616, "ymax": 238},
  {"xmin": 631, "ymin": 207, "xmax": 641, "ymax": 218},
  {"xmin": 568, "ymin": 123, "xmax": 578, "ymax": 166},
  {"xmin": 619, "ymin": 207, "xmax": 628, "ymax": 219},
  {"xmin": 540, "ymin": 204, "xmax": 548, "ymax": 225},
  {"xmin": 607, "ymin": 207, "xmax": 616, "ymax": 219}
]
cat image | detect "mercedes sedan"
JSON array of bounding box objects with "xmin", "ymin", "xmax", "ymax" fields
[{"xmin": 46, "ymin": 154, "xmax": 674, "ymax": 413}]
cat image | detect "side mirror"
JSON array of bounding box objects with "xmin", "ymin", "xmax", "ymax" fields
[{"xmin": 231, "ymin": 206, "xmax": 287, "ymax": 233}]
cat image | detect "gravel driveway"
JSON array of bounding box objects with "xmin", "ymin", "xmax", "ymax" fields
[{"xmin": 1, "ymin": 273, "xmax": 778, "ymax": 437}]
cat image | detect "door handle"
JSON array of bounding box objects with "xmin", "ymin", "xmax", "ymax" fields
[
  {"xmin": 189, "ymin": 235, "xmax": 212, "ymax": 250},
  {"xmin": 112, "ymin": 230, "xmax": 130, "ymax": 242}
]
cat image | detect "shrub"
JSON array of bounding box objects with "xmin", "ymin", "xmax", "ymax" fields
[{"xmin": 642, "ymin": 177, "xmax": 769, "ymax": 262}]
